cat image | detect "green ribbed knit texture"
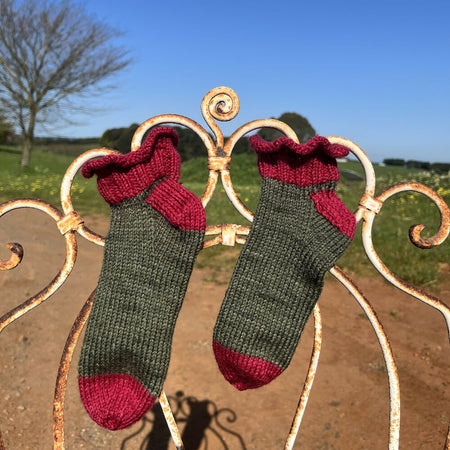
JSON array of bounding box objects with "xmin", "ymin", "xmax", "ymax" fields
[
  {"xmin": 79, "ymin": 190, "xmax": 204, "ymax": 396},
  {"xmin": 213, "ymin": 177, "xmax": 352, "ymax": 369}
]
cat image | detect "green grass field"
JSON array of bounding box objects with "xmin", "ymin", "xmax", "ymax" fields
[{"xmin": 1, "ymin": 145, "xmax": 449, "ymax": 288}]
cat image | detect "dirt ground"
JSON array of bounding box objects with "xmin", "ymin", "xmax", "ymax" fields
[{"xmin": 0, "ymin": 210, "xmax": 449, "ymax": 449}]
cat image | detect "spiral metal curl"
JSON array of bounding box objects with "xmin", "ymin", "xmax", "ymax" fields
[
  {"xmin": 0, "ymin": 242, "xmax": 23, "ymax": 270},
  {"xmin": 359, "ymin": 181, "xmax": 450, "ymax": 335},
  {"xmin": 376, "ymin": 182, "xmax": 450, "ymax": 249},
  {"xmin": 201, "ymin": 86, "xmax": 240, "ymax": 150}
]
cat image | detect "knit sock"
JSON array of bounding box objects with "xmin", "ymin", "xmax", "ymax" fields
[
  {"xmin": 78, "ymin": 127, "xmax": 206, "ymax": 430},
  {"xmin": 213, "ymin": 135, "xmax": 356, "ymax": 391}
]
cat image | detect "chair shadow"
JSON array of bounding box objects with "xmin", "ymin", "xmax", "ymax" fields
[{"xmin": 120, "ymin": 391, "xmax": 247, "ymax": 450}]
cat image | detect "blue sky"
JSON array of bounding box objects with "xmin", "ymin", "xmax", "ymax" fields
[{"xmin": 58, "ymin": 0, "xmax": 450, "ymax": 163}]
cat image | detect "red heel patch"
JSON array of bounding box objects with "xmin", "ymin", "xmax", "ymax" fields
[
  {"xmin": 309, "ymin": 189, "xmax": 356, "ymax": 239},
  {"xmin": 146, "ymin": 178, "xmax": 206, "ymax": 231}
]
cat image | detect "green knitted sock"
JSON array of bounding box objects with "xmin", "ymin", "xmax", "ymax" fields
[
  {"xmin": 213, "ymin": 135, "xmax": 355, "ymax": 390},
  {"xmin": 78, "ymin": 127, "xmax": 205, "ymax": 430}
]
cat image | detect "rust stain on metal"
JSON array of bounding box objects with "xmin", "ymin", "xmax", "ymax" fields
[
  {"xmin": 0, "ymin": 201, "xmax": 78, "ymax": 333},
  {"xmin": 214, "ymin": 146, "xmax": 227, "ymax": 158},
  {"xmin": 202, "ymin": 235, "xmax": 221, "ymax": 248},
  {"xmin": 57, "ymin": 211, "xmax": 84, "ymax": 235},
  {"xmin": 0, "ymin": 242, "xmax": 23, "ymax": 270},
  {"xmin": 205, "ymin": 225, "xmax": 223, "ymax": 236},
  {"xmin": 332, "ymin": 266, "xmax": 401, "ymax": 449},
  {"xmin": 0, "ymin": 246, "xmax": 76, "ymax": 332},
  {"xmin": 208, "ymin": 155, "xmax": 231, "ymax": 171},
  {"xmin": 359, "ymin": 192, "xmax": 383, "ymax": 214},
  {"xmin": 285, "ymin": 304, "xmax": 322, "ymax": 449},
  {"xmin": 1, "ymin": 197, "xmax": 62, "ymax": 220},
  {"xmin": 53, "ymin": 291, "xmax": 95, "ymax": 450},
  {"xmin": 158, "ymin": 392, "xmax": 184, "ymax": 449},
  {"xmin": 328, "ymin": 136, "xmax": 377, "ymax": 200},
  {"xmin": 59, "ymin": 148, "xmax": 118, "ymax": 246}
]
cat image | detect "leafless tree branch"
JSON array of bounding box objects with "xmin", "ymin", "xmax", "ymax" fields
[{"xmin": 0, "ymin": 0, "xmax": 131, "ymax": 166}]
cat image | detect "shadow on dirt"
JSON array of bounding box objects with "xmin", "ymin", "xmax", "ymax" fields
[{"xmin": 120, "ymin": 390, "xmax": 246, "ymax": 450}]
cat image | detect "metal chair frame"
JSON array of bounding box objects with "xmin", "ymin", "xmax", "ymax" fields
[{"xmin": 1, "ymin": 87, "xmax": 449, "ymax": 449}]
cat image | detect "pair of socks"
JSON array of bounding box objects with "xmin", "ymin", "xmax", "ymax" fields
[{"xmin": 78, "ymin": 127, "xmax": 355, "ymax": 430}]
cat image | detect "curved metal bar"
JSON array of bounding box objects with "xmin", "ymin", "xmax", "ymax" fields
[
  {"xmin": 331, "ymin": 266, "xmax": 400, "ymax": 450},
  {"xmin": 158, "ymin": 392, "xmax": 184, "ymax": 450},
  {"xmin": 224, "ymin": 119, "xmax": 300, "ymax": 156},
  {"xmin": 0, "ymin": 199, "xmax": 77, "ymax": 333},
  {"xmin": 285, "ymin": 304, "xmax": 322, "ymax": 450},
  {"xmin": 60, "ymin": 148, "xmax": 120, "ymax": 246},
  {"xmin": 326, "ymin": 136, "xmax": 377, "ymax": 223},
  {"xmin": 361, "ymin": 183, "xmax": 450, "ymax": 336},
  {"xmin": 131, "ymin": 114, "xmax": 217, "ymax": 207},
  {"xmin": 445, "ymin": 422, "xmax": 450, "ymax": 449},
  {"xmin": 222, "ymin": 119, "xmax": 298, "ymax": 222},
  {"xmin": 0, "ymin": 197, "xmax": 62, "ymax": 225},
  {"xmin": 53, "ymin": 291, "xmax": 95, "ymax": 450},
  {"xmin": 0, "ymin": 242, "xmax": 23, "ymax": 270},
  {"xmin": 377, "ymin": 182, "xmax": 450, "ymax": 249},
  {"xmin": 131, "ymin": 114, "xmax": 215, "ymax": 156}
]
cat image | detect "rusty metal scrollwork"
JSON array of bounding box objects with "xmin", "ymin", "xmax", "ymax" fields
[
  {"xmin": 0, "ymin": 199, "xmax": 78, "ymax": 332},
  {"xmin": 1, "ymin": 87, "xmax": 449, "ymax": 449}
]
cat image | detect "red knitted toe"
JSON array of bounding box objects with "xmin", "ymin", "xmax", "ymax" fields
[
  {"xmin": 213, "ymin": 341, "xmax": 283, "ymax": 391},
  {"xmin": 78, "ymin": 373, "xmax": 156, "ymax": 430}
]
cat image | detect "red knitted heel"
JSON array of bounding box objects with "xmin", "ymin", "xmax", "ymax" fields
[
  {"xmin": 78, "ymin": 374, "xmax": 156, "ymax": 430},
  {"xmin": 212, "ymin": 341, "xmax": 283, "ymax": 390},
  {"xmin": 146, "ymin": 178, "xmax": 206, "ymax": 231},
  {"xmin": 309, "ymin": 189, "xmax": 356, "ymax": 238}
]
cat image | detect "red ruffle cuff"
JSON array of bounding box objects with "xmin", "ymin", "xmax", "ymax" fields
[
  {"xmin": 249, "ymin": 135, "xmax": 349, "ymax": 187},
  {"xmin": 82, "ymin": 127, "xmax": 181, "ymax": 205}
]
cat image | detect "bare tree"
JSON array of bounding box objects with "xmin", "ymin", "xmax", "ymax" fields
[
  {"xmin": 0, "ymin": 0, "xmax": 131, "ymax": 167},
  {"xmin": 0, "ymin": 111, "xmax": 12, "ymax": 144}
]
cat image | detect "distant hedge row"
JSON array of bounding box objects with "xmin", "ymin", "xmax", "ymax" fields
[
  {"xmin": 383, "ymin": 158, "xmax": 450, "ymax": 173},
  {"xmin": 34, "ymin": 136, "xmax": 99, "ymax": 145}
]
